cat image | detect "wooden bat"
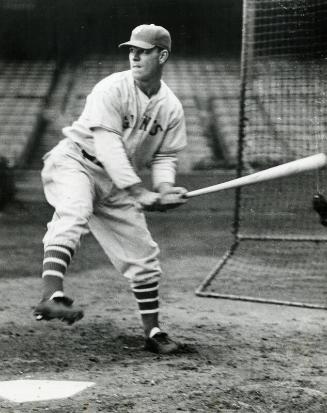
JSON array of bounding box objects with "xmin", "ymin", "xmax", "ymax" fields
[{"xmin": 186, "ymin": 153, "xmax": 327, "ymax": 198}]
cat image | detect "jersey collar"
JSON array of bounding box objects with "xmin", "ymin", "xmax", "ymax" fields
[{"xmin": 128, "ymin": 70, "xmax": 167, "ymax": 102}]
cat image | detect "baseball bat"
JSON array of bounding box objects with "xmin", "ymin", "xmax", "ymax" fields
[{"xmin": 186, "ymin": 153, "xmax": 327, "ymax": 198}]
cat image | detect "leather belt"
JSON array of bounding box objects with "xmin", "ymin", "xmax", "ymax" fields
[{"xmin": 81, "ymin": 149, "xmax": 103, "ymax": 168}]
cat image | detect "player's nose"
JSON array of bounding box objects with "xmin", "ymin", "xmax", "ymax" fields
[{"xmin": 130, "ymin": 50, "xmax": 141, "ymax": 61}]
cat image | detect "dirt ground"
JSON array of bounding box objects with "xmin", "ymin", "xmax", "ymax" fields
[{"xmin": 0, "ymin": 177, "xmax": 326, "ymax": 412}]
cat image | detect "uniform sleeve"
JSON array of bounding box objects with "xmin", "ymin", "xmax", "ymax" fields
[
  {"xmin": 81, "ymin": 88, "xmax": 123, "ymax": 135},
  {"xmin": 94, "ymin": 129, "xmax": 142, "ymax": 189},
  {"xmin": 151, "ymin": 104, "xmax": 187, "ymax": 189}
]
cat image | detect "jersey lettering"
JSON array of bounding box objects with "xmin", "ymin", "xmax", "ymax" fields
[
  {"xmin": 139, "ymin": 114, "xmax": 152, "ymax": 131},
  {"xmin": 124, "ymin": 113, "xmax": 164, "ymax": 136},
  {"xmin": 149, "ymin": 120, "xmax": 163, "ymax": 136},
  {"xmin": 123, "ymin": 114, "xmax": 134, "ymax": 129}
]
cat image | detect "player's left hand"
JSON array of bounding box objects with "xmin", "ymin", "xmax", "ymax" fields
[
  {"xmin": 161, "ymin": 186, "xmax": 187, "ymax": 204},
  {"xmin": 146, "ymin": 185, "xmax": 188, "ymax": 212}
]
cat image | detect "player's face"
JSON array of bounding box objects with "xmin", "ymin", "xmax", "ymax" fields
[{"xmin": 129, "ymin": 46, "xmax": 162, "ymax": 81}]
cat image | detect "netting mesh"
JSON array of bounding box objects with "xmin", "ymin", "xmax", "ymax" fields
[
  {"xmin": 198, "ymin": 0, "xmax": 327, "ymax": 308},
  {"xmin": 243, "ymin": 0, "xmax": 327, "ymax": 167}
]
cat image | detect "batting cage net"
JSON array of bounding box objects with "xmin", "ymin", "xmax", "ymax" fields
[{"xmin": 197, "ymin": 0, "xmax": 327, "ymax": 308}]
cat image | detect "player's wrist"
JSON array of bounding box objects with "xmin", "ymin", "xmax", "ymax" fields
[
  {"xmin": 157, "ymin": 182, "xmax": 174, "ymax": 194},
  {"xmin": 126, "ymin": 183, "xmax": 147, "ymax": 197}
]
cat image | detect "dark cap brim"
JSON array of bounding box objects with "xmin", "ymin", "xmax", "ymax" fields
[{"xmin": 118, "ymin": 40, "xmax": 155, "ymax": 49}]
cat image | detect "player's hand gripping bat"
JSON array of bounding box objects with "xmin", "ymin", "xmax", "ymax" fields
[{"xmin": 144, "ymin": 186, "xmax": 188, "ymax": 212}]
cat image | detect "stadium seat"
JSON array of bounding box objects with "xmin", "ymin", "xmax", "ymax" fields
[{"xmin": 0, "ymin": 61, "xmax": 55, "ymax": 167}]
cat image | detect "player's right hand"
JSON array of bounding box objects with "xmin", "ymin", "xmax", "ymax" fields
[
  {"xmin": 126, "ymin": 184, "xmax": 160, "ymax": 208},
  {"xmin": 136, "ymin": 189, "xmax": 161, "ymax": 208}
]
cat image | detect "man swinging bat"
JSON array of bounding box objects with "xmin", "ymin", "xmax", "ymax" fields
[{"xmin": 33, "ymin": 24, "xmax": 189, "ymax": 355}]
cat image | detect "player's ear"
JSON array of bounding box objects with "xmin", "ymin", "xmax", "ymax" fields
[{"xmin": 158, "ymin": 49, "xmax": 169, "ymax": 64}]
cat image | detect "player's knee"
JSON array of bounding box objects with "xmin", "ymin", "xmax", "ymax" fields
[
  {"xmin": 57, "ymin": 201, "xmax": 93, "ymax": 225},
  {"xmin": 72, "ymin": 206, "xmax": 93, "ymax": 227},
  {"xmin": 126, "ymin": 259, "xmax": 162, "ymax": 285},
  {"xmin": 44, "ymin": 203, "xmax": 93, "ymax": 248}
]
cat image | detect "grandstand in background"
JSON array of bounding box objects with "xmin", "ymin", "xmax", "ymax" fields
[
  {"xmin": 0, "ymin": 60, "xmax": 55, "ymax": 168},
  {"xmin": 0, "ymin": 0, "xmax": 242, "ymax": 178}
]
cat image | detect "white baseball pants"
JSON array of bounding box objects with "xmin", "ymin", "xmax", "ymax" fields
[{"xmin": 41, "ymin": 138, "xmax": 162, "ymax": 285}]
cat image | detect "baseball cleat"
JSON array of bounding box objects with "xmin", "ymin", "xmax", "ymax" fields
[
  {"xmin": 33, "ymin": 295, "xmax": 84, "ymax": 325},
  {"xmin": 144, "ymin": 332, "xmax": 179, "ymax": 354}
]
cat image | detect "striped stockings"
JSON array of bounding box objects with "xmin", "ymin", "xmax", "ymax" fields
[
  {"xmin": 132, "ymin": 281, "xmax": 159, "ymax": 315},
  {"xmin": 42, "ymin": 245, "xmax": 74, "ymax": 300}
]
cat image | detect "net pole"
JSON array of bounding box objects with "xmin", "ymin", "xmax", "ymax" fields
[{"xmin": 233, "ymin": 0, "xmax": 254, "ymax": 241}]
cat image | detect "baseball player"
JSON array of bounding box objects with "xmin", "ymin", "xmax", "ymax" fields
[{"xmin": 33, "ymin": 24, "xmax": 188, "ymax": 354}]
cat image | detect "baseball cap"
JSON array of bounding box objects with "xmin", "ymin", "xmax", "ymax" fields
[{"xmin": 119, "ymin": 24, "xmax": 171, "ymax": 52}]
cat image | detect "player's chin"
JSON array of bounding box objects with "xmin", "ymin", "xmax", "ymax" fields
[
  {"xmin": 131, "ymin": 68, "xmax": 149, "ymax": 81},
  {"xmin": 131, "ymin": 67, "xmax": 142, "ymax": 76}
]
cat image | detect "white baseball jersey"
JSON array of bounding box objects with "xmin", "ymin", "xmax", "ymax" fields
[{"xmin": 63, "ymin": 70, "xmax": 187, "ymax": 189}]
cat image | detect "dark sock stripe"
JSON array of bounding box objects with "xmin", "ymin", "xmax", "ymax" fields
[
  {"xmin": 42, "ymin": 275, "xmax": 64, "ymax": 300},
  {"xmin": 138, "ymin": 299, "xmax": 159, "ymax": 312},
  {"xmin": 133, "ymin": 289, "xmax": 158, "ymax": 300},
  {"xmin": 133, "ymin": 282, "xmax": 158, "ymax": 291}
]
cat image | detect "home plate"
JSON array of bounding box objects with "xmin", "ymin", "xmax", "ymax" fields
[{"xmin": 0, "ymin": 380, "xmax": 95, "ymax": 403}]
